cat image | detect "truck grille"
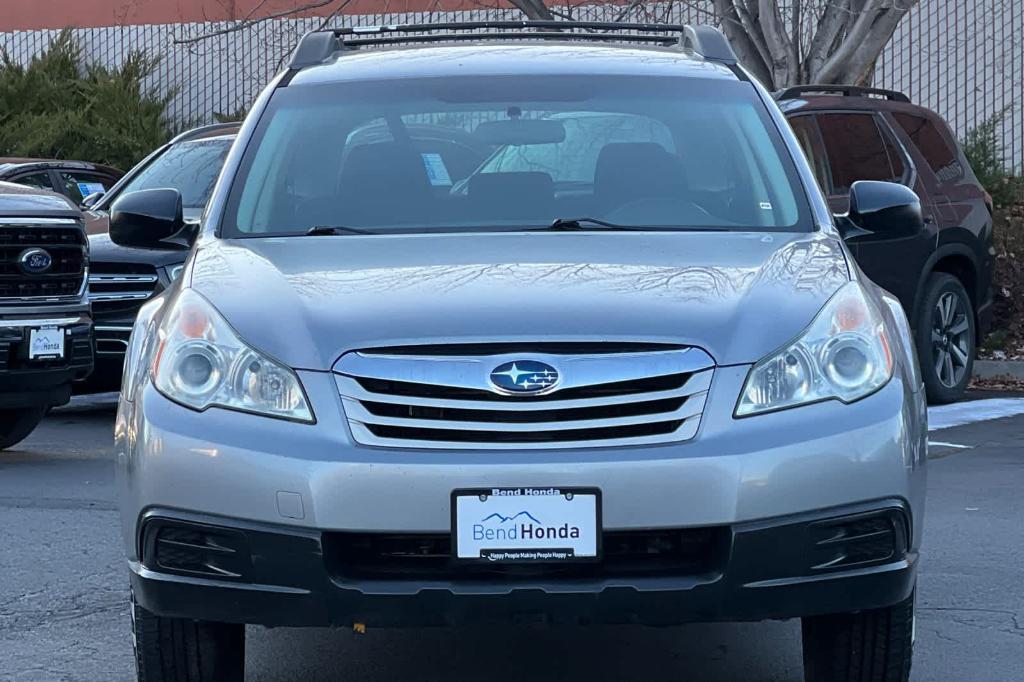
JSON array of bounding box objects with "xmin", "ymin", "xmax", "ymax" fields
[
  {"xmin": 88, "ymin": 266, "xmax": 158, "ymax": 305},
  {"xmin": 87, "ymin": 265, "xmax": 159, "ymax": 355},
  {"xmin": 0, "ymin": 221, "xmax": 87, "ymax": 301},
  {"xmin": 334, "ymin": 346, "xmax": 715, "ymax": 449}
]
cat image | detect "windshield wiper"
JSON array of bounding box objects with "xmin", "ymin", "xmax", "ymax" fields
[
  {"xmin": 543, "ymin": 217, "xmax": 649, "ymax": 232},
  {"xmin": 306, "ymin": 225, "xmax": 375, "ymax": 236},
  {"xmin": 541, "ymin": 218, "xmax": 731, "ymax": 233}
]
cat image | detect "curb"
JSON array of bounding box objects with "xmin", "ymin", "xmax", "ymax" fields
[{"xmin": 974, "ymin": 360, "xmax": 1024, "ymax": 380}]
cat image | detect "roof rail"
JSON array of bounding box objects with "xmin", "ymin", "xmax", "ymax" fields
[
  {"xmin": 773, "ymin": 85, "xmax": 910, "ymax": 103},
  {"xmin": 287, "ymin": 21, "xmax": 738, "ymax": 70},
  {"xmin": 170, "ymin": 121, "xmax": 242, "ymax": 144}
]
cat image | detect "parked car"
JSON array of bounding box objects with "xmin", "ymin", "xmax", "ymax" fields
[
  {"xmin": 0, "ymin": 158, "xmax": 122, "ymax": 205},
  {"xmin": 0, "ymin": 182, "xmax": 93, "ymax": 450},
  {"xmin": 78, "ymin": 123, "xmax": 239, "ymax": 392},
  {"xmin": 81, "ymin": 121, "xmax": 491, "ymax": 392},
  {"xmin": 113, "ymin": 23, "xmax": 927, "ymax": 682},
  {"xmin": 777, "ymin": 85, "xmax": 994, "ymax": 403}
]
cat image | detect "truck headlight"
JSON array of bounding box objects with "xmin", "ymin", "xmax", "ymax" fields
[
  {"xmin": 736, "ymin": 281, "xmax": 894, "ymax": 417},
  {"xmin": 152, "ymin": 288, "xmax": 313, "ymax": 422}
]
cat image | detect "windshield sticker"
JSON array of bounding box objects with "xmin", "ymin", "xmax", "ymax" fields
[
  {"xmin": 421, "ymin": 153, "xmax": 452, "ymax": 187},
  {"xmin": 77, "ymin": 182, "xmax": 106, "ymax": 197},
  {"xmin": 759, "ymin": 202, "xmax": 773, "ymax": 210}
]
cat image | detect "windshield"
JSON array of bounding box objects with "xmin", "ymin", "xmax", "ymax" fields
[
  {"xmin": 223, "ymin": 76, "xmax": 810, "ymax": 236},
  {"xmin": 121, "ymin": 137, "xmax": 233, "ymax": 209}
]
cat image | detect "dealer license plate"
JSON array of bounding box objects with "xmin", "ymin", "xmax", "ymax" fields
[
  {"xmin": 452, "ymin": 487, "xmax": 600, "ymax": 562},
  {"xmin": 29, "ymin": 326, "xmax": 65, "ymax": 360}
]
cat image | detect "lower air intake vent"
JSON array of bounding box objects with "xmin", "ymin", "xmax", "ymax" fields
[
  {"xmin": 325, "ymin": 527, "xmax": 729, "ymax": 581},
  {"xmin": 142, "ymin": 519, "xmax": 252, "ymax": 580},
  {"xmin": 808, "ymin": 509, "xmax": 909, "ymax": 571}
]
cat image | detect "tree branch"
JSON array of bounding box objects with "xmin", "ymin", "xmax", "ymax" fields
[
  {"xmin": 175, "ymin": 0, "xmax": 340, "ymax": 44},
  {"xmin": 806, "ymin": 1, "xmax": 852, "ymax": 78},
  {"xmin": 711, "ymin": 0, "xmax": 773, "ymax": 87},
  {"xmin": 816, "ymin": 0, "xmax": 918, "ymax": 83}
]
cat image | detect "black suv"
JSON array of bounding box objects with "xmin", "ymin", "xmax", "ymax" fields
[
  {"xmin": 777, "ymin": 85, "xmax": 994, "ymax": 403},
  {"xmin": 0, "ymin": 182, "xmax": 93, "ymax": 449},
  {"xmin": 80, "ymin": 123, "xmax": 240, "ymax": 392}
]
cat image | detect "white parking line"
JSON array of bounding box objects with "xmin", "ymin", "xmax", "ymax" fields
[
  {"xmin": 927, "ymin": 441, "xmax": 972, "ymax": 449},
  {"xmin": 928, "ymin": 397, "xmax": 1024, "ymax": 431}
]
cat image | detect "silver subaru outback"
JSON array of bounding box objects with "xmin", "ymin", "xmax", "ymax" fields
[{"xmin": 112, "ymin": 22, "xmax": 927, "ymax": 682}]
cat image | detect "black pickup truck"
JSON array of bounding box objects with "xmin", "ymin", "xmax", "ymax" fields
[{"xmin": 0, "ymin": 182, "xmax": 93, "ymax": 450}]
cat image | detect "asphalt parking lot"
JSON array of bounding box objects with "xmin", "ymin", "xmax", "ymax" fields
[{"xmin": 1, "ymin": 394, "xmax": 1022, "ymax": 682}]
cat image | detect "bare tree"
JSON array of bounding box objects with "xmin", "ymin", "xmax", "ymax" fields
[
  {"xmin": 176, "ymin": 0, "xmax": 918, "ymax": 90},
  {"xmin": 708, "ymin": 1, "xmax": 920, "ymax": 89},
  {"xmin": 506, "ymin": 0, "xmax": 920, "ymax": 90}
]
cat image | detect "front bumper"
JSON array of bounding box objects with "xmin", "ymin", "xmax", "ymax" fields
[
  {"xmin": 0, "ymin": 313, "xmax": 94, "ymax": 408},
  {"xmin": 118, "ymin": 364, "xmax": 927, "ymax": 627},
  {"xmin": 131, "ymin": 501, "xmax": 917, "ymax": 627}
]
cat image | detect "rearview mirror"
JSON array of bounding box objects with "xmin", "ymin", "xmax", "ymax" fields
[
  {"xmin": 109, "ymin": 189, "xmax": 193, "ymax": 251},
  {"xmin": 837, "ymin": 180, "xmax": 924, "ymax": 240},
  {"xmin": 474, "ymin": 119, "xmax": 566, "ymax": 146}
]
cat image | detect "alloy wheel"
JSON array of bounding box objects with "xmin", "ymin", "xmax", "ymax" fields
[{"xmin": 931, "ymin": 291, "xmax": 971, "ymax": 388}]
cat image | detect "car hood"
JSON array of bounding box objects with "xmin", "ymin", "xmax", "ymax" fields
[{"xmin": 190, "ymin": 231, "xmax": 850, "ymax": 370}]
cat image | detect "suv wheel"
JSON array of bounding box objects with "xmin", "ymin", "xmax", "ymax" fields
[
  {"xmin": 801, "ymin": 592, "xmax": 914, "ymax": 682},
  {"xmin": 0, "ymin": 407, "xmax": 46, "ymax": 450},
  {"xmin": 916, "ymin": 273, "xmax": 975, "ymax": 404},
  {"xmin": 131, "ymin": 587, "xmax": 244, "ymax": 682}
]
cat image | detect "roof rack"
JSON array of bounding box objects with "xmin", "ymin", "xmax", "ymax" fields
[
  {"xmin": 287, "ymin": 21, "xmax": 738, "ymax": 70},
  {"xmin": 170, "ymin": 121, "xmax": 242, "ymax": 144},
  {"xmin": 773, "ymin": 85, "xmax": 910, "ymax": 103}
]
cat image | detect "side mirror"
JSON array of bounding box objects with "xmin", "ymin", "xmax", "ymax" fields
[
  {"xmin": 80, "ymin": 191, "xmax": 105, "ymax": 210},
  {"xmin": 109, "ymin": 189, "xmax": 194, "ymax": 250},
  {"xmin": 837, "ymin": 180, "xmax": 924, "ymax": 240}
]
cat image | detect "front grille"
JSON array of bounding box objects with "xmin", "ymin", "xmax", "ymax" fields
[
  {"xmin": 88, "ymin": 264, "xmax": 158, "ymax": 307},
  {"xmin": 335, "ymin": 346, "xmax": 715, "ymax": 449},
  {"xmin": 325, "ymin": 527, "xmax": 728, "ymax": 581},
  {"xmin": 0, "ymin": 223, "xmax": 86, "ymax": 301}
]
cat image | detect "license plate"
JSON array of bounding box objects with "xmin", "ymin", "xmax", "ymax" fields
[
  {"xmin": 29, "ymin": 326, "xmax": 65, "ymax": 360},
  {"xmin": 452, "ymin": 487, "xmax": 601, "ymax": 562}
]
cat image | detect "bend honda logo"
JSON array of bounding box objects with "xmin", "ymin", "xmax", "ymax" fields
[
  {"xmin": 488, "ymin": 360, "xmax": 559, "ymax": 395},
  {"xmin": 473, "ymin": 510, "xmax": 581, "ymax": 542},
  {"xmin": 18, "ymin": 248, "xmax": 53, "ymax": 275}
]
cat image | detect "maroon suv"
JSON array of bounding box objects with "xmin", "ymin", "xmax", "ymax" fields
[{"xmin": 778, "ymin": 85, "xmax": 994, "ymax": 403}]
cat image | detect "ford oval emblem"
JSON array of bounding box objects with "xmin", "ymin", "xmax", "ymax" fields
[
  {"xmin": 18, "ymin": 248, "xmax": 53, "ymax": 275},
  {"xmin": 489, "ymin": 360, "xmax": 560, "ymax": 395}
]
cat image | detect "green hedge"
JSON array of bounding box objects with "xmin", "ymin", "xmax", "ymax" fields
[
  {"xmin": 0, "ymin": 30, "xmax": 174, "ymax": 172},
  {"xmin": 962, "ymin": 108, "xmax": 1022, "ymax": 208}
]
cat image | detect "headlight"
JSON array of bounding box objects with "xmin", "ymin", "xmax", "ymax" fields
[
  {"xmin": 736, "ymin": 281, "xmax": 894, "ymax": 417},
  {"xmin": 152, "ymin": 288, "xmax": 314, "ymax": 422}
]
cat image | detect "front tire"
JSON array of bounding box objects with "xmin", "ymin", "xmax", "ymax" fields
[
  {"xmin": 0, "ymin": 407, "xmax": 46, "ymax": 451},
  {"xmin": 132, "ymin": 588, "xmax": 245, "ymax": 682},
  {"xmin": 915, "ymin": 273, "xmax": 975, "ymax": 404},
  {"xmin": 801, "ymin": 592, "xmax": 914, "ymax": 682}
]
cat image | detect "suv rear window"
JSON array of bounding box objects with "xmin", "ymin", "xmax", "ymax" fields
[
  {"xmin": 223, "ymin": 76, "xmax": 811, "ymax": 236},
  {"xmin": 815, "ymin": 113, "xmax": 905, "ymax": 193},
  {"xmin": 892, "ymin": 112, "xmax": 963, "ymax": 182}
]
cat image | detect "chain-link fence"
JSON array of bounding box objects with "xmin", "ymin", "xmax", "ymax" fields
[{"xmin": 2, "ymin": 0, "xmax": 1021, "ymax": 168}]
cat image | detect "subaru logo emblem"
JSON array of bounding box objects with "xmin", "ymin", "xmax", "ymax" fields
[
  {"xmin": 18, "ymin": 248, "xmax": 53, "ymax": 275},
  {"xmin": 489, "ymin": 360, "xmax": 560, "ymax": 395}
]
